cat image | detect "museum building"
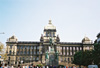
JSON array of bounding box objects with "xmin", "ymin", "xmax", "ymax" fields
[{"xmin": 5, "ymin": 20, "xmax": 93, "ymax": 66}]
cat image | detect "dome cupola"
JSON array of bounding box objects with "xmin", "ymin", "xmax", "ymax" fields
[
  {"xmin": 82, "ymin": 36, "xmax": 91, "ymax": 44},
  {"xmin": 7, "ymin": 35, "xmax": 18, "ymax": 42},
  {"xmin": 44, "ymin": 20, "xmax": 56, "ymax": 30}
]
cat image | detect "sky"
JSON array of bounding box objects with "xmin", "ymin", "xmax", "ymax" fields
[{"xmin": 0, "ymin": 0, "xmax": 100, "ymax": 46}]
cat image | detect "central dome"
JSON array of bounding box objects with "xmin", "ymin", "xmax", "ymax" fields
[{"xmin": 44, "ymin": 20, "xmax": 56, "ymax": 30}]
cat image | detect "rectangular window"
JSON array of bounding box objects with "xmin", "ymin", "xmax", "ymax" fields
[
  {"xmin": 25, "ymin": 46, "xmax": 26, "ymax": 49},
  {"xmin": 31, "ymin": 46, "xmax": 33, "ymax": 49},
  {"xmin": 34, "ymin": 46, "xmax": 36, "ymax": 49},
  {"xmin": 53, "ymin": 32, "xmax": 55, "ymax": 36},
  {"xmin": 28, "ymin": 46, "xmax": 30, "ymax": 49},
  {"xmin": 21, "ymin": 46, "xmax": 23, "ymax": 49},
  {"xmin": 64, "ymin": 58, "xmax": 67, "ymax": 62},
  {"xmin": 64, "ymin": 52, "xmax": 65, "ymax": 55},
  {"xmin": 50, "ymin": 32, "xmax": 51, "ymax": 37},
  {"xmin": 10, "ymin": 45, "xmax": 12, "ymax": 49},
  {"xmin": 70, "ymin": 52, "xmax": 72, "ymax": 55},
  {"xmin": 74, "ymin": 52, "xmax": 75, "ymax": 54},
  {"xmin": 60, "ymin": 47, "xmax": 62, "ymax": 50},
  {"xmin": 27, "ymin": 51, "xmax": 29, "ymax": 54},
  {"xmin": 67, "ymin": 47, "xmax": 69, "ymax": 50},
  {"xmin": 30, "ymin": 51, "xmax": 32, "ymax": 54},
  {"xmin": 68, "ymin": 58, "xmax": 69, "ymax": 62},
  {"xmin": 24, "ymin": 51, "xmax": 25, "ymax": 54},
  {"xmin": 46, "ymin": 32, "xmax": 48, "ymax": 36},
  {"xmin": 37, "ymin": 51, "xmax": 39, "ymax": 54},
  {"xmin": 41, "ymin": 51, "xmax": 42, "ymax": 54},
  {"xmin": 80, "ymin": 47, "xmax": 82, "ymax": 50},
  {"xmin": 37, "ymin": 57, "xmax": 39, "ymax": 60},
  {"xmin": 77, "ymin": 47, "xmax": 79, "ymax": 50},
  {"xmin": 73, "ymin": 47, "xmax": 75, "ymax": 50},
  {"xmin": 70, "ymin": 47, "xmax": 72, "ymax": 50},
  {"xmin": 67, "ymin": 52, "xmax": 69, "ymax": 55},
  {"xmin": 33, "ymin": 57, "xmax": 35, "ymax": 60},
  {"xmin": 60, "ymin": 52, "xmax": 62, "ymax": 55},
  {"xmin": 87, "ymin": 47, "xmax": 89, "ymax": 50},
  {"xmin": 37, "ymin": 46, "xmax": 39, "ymax": 49},
  {"xmin": 34, "ymin": 51, "xmax": 36, "ymax": 54},
  {"xmin": 71, "ymin": 58, "xmax": 73, "ymax": 61},
  {"xmin": 17, "ymin": 46, "xmax": 19, "ymax": 49},
  {"xmin": 63, "ymin": 47, "xmax": 65, "ymax": 50},
  {"xmin": 61, "ymin": 58, "xmax": 63, "ymax": 62}
]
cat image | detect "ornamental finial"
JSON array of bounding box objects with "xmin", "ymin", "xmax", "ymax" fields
[{"xmin": 49, "ymin": 20, "xmax": 52, "ymax": 24}]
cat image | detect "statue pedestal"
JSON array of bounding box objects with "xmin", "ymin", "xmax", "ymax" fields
[{"xmin": 45, "ymin": 47, "xmax": 59, "ymax": 66}]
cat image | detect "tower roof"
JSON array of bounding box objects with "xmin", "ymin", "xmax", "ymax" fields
[
  {"xmin": 10, "ymin": 35, "xmax": 17, "ymax": 39},
  {"xmin": 82, "ymin": 36, "xmax": 90, "ymax": 42},
  {"xmin": 44, "ymin": 20, "xmax": 56, "ymax": 30}
]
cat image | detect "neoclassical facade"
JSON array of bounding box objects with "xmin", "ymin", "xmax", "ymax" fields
[{"xmin": 6, "ymin": 20, "xmax": 93, "ymax": 66}]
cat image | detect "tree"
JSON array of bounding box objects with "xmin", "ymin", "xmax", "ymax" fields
[
  {"xmin": 73, "ymin": 50, "xmax": 93, "ymax": 68},
  {"xmin": 82, "ymin": 50, "xmax": 93, "ymax": 66},
  {"xmin": 1, "ymin": 53, "xmax": 7, "ymax": 60},
  {"xmin": 73, "ymin": 51, "xmax": 83, "ymax": 68},
  {"xmin": 0, "ymin": 42, "xmax": 7, "ymax": 61},
  {"xmin": 0, "ymin": 42, "xmax": 4, "ymax": 52},
  {"xmin": 93, "ymin": 43, "xmax": 100, "ymax": 68}
]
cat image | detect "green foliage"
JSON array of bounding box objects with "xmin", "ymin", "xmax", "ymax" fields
[
  {"xmin": 73, "ymin": 50, "xmax": 93, "ymax": 67},
  {"xmin": 58, "ymin": 65, "xmax": 64, "ymax": 67},
  {"xmin": 82, "ymin": 50, "xmax": 93, "ymax": 66},
  {"xmin": 93, "ymin": 43, "xmax": 100, "ymax": 67},
  {"xmin": 73, "ymin": 43, "xmax": 100, "ymax": 67},
  {"xmin": 73, "ymin": 51, "xmax": 83, "ymax": 66},
  {"xmin": 37, "ymin": 64, "xmax": 43, "ymax": 67}
]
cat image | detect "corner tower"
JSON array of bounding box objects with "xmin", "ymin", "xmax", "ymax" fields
[{"xmin": 40, "ymin": 20, "xmax": 60, "ymax": 42}]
